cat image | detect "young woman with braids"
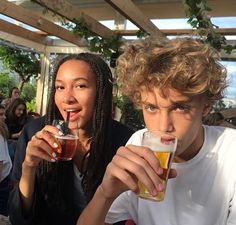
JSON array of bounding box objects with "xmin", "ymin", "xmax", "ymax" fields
[{"xmin": 8, "ymin": 53, "xmax": 134, "ymax": 225}]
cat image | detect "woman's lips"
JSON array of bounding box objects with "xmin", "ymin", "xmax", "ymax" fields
[{"xmin": 65, "ymin": 110, "xmax": 80, "ymax": 121}]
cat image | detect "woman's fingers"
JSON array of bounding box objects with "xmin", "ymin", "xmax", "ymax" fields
[
  {"xmin": 24, "ymin": 125, "xmax": 63, "ymax": 167},
  {"xmin": 33, "ymin": 130, "xmax": 59, "ymax": 155}
]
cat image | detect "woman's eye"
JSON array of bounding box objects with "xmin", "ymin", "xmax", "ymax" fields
[
  {"xmin": 55, "ymin": 85, "xmax": 64, "ymax": 91},
  {"xmin": 76, "ymin": 84, "xmax": 86, "ymax": 89}
]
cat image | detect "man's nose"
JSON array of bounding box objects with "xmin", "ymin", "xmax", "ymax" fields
[{"xmin": 158, "ymin": 112, "xmax": 174, "ymax": 132}]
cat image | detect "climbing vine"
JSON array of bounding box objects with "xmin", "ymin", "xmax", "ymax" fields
[{"xmin": 182, "ymin": 0, "xmax": 236, "ymax": 53}]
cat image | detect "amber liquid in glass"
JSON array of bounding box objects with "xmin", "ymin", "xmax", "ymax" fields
[{"xmin": 138, "ymin": 151, "xmax": 173, "ymax": 201}]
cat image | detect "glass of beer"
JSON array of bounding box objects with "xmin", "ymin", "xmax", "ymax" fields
[
  {"xmin": 52, "ymin": 120, "xmax": 79, "ymax": 161},
  {"xmin": 138, "ymin": 130, "xmax": 177, "ymax": 201}
]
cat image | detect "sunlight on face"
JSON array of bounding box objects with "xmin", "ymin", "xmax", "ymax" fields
[
  {"xmin": 54, "ymin": 59, "xmax": 97, "ymax": 131},
  {"xmin": 141, "ymin": 87, "xmax": 209, "ymax": 157}
]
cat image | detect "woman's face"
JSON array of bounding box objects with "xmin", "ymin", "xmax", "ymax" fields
[
  {"xmin": 55, "ymin": 59, "xmax": 97, "ymax": 131},
  {"xmin": 11, "ymin": 88, "xmax": 20, "ymax": 99},
  {"xmin": 15, "ymin": 104, "xmax": 26, "ymax": 118},
  {"xmin": 0, "ymin": 108, "xmax": 6, "ymax": 122}
]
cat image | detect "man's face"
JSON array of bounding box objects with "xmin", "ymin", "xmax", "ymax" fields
[{"xmin": 140, "ymin": 87, "xmax": 209, "ymax": 160}]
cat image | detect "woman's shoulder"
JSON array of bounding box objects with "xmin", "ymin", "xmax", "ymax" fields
[
  {"xmin": 111, "ymin": 120, "xmax": 134, "ymax": 136},
  {"xmin": 23, "ymin": 115, "xmax": 46, "ymax": 136},
  {"xmin": 109, "ymin": 120, "xmax": 135, "ymax": 148}
]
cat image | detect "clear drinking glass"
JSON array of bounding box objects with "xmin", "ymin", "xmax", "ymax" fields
[
  {"xmin": 138, "ymin": 130, "xmax": 177, "ymax": 201},
  {"xmin": 52, "ymin": 120, "xmax": 79, "ymax": 161}
]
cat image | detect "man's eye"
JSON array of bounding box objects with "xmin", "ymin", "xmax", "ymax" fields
[
  {"xmin": 144, "ymin": 104, "xmax": 157, "ymax": 112},
  {"xmin": 174, "ymin": 105, "xmax": 190, "ymax": 112}
]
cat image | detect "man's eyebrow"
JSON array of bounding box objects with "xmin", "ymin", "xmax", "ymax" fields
[{"xmin": 171, "ymin": 99, "xmax": 192, "ymax": 104}]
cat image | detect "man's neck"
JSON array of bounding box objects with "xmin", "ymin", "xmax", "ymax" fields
[{"xmin": 174, "ymin": 126, "xmax": 204, "ymax": 162}]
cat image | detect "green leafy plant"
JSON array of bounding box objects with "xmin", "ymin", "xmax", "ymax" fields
[
  {"xmin": 182, "ymin": 0, "xmax": 236, "ymax": 53},
  {"xmin": 113, "ymin": 95, "xmax": 144, "ymax": 130},
  {"xmin": 26, "ymin": 98, "xmax": 37, "ymax": 112},
  {"xmin": 62, "ymin": 17, "xmax": 124, "ymax": 59},
  {"xmin": 0, "ymin": 71, "xmax": 17, "ymax": 98},
  {"xmin": 0, "ymin": 43, "xmax": 40, "ymax": 91},
  {"xmin": 21, "ymin": 82, "xmax": 36, "ymax": 102}
]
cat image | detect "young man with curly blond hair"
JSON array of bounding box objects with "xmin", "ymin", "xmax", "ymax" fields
[{"xmin": 77, "ymin": 37, "xmax": 236, "ymax": 225}]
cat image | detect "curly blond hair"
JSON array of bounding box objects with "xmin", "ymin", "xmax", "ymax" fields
[{"xmin": 116, "ymin": 37, "xmax": 227, "ymax": 106}]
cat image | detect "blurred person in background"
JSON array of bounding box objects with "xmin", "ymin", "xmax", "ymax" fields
[
  {"xmin": 0, "ymin": 104, "xmax": 12, "ymax": 216},
  {"xmin": 5, "ymin": 98, "xmax": 28, "ymax": 140},
  {"xmin": 5, "ymin": 98, "xmax": 30, "ymax": 163},
  {"xmin": 1, "ymin": 87, "xmax": 20, "ymax": 110}
]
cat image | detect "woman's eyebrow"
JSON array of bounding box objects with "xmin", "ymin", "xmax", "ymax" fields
[{"xmin": 55, "ymin": 77, "xmax": 89, "ymax": 82}]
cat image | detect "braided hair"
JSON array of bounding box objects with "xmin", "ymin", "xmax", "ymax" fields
[{"xmin": 37, "ymin": 53, "xmax": 113, "ymax": 218}]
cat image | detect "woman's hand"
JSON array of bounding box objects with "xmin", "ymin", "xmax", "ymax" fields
[
  {"xmin": 100, "ymin": 144, "xmax": 177, "ymax": 200},
  {"xmin": 23, "ymin": 125, "xmax": 63, "ymax": 168}
]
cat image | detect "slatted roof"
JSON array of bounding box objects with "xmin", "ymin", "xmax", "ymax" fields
[{"xmin": 0, "ymin": 0, "xmax": 236, "ymax": 52}]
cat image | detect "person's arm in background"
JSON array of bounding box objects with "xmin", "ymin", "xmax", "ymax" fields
[
  {"xmin": 10, "ymin": 131, "xmax": 22, "ymax": 140},
  {"xmin": 8, "ymin": 117, "xmax": 45, "ymax": 224},
  {"xmin": 0, "ymin": 135, "xmax": 9, "ymax": 181}
]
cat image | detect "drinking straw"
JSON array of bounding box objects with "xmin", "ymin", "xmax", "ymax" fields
[{"xmin": 63, "ymin": 111, "xmax": 70, "ymax": 135}]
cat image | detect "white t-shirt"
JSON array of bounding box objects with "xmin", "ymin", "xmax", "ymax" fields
[
  {"xmin": 0, "ymin": 135, "xmax": 12, "ymax": 182},
  {"xmin": 105, "ymin": 126, "xmax": 236, "ymax": 225}
]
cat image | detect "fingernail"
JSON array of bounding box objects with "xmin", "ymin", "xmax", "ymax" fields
[
  {"xmin": 58, "ymin": 131, "xmax": 63, "ymax": 136},
  {"xmin": 152, "ymin": 189, "xmax": 157, "ymax": 196},
  {"xmin": 52, "ymin": 152, "xmax": 57, "ymax": 158},
  {"xmin": 157, "ymin": 167, "xmax": 163, "ymax": 175},
  {"xmin": 53, "ymin": 143, "xmax": 58, "ymax": 148},
  {"xmin": 158, "ymin": 183, "xmax": 165, "ymax": 191},
  {"xmin": 51, "ymin": 158, "xmax": 56, "ymax": 162}
]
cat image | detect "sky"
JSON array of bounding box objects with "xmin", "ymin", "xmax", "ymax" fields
[{"xmin": 222, "ymin": 61, "xmax": 236, "ymax": 100}]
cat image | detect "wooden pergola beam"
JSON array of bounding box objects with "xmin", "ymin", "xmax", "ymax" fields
[
  {"xmin": 117, "ymin": 28, "xmax": 236, "ymax": 36},
  {"xmin": 32, "ymin": 0, "xmax": 114, "ymax": 38},
  {"xmin": 0, "ymin": 0, "xmax": 86, "ymax": 46},
  {"xmin": 0, "ymin": 31, "xmax": 45, "ymax": 52},
  {"xmin": 105, "ymin": 0, "xmax": 166, "ymax": 39},
  {"xmin": 0, "ymin": 19, "xmax": 52, "ymax": 45}
]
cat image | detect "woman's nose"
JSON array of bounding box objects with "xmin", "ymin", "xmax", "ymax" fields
[{"xmin": 63, "ymin": 89, "xmax": 76, "ymax": 104}]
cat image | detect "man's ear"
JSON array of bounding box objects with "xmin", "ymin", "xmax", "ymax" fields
[{"xmin": 202, "ymin": 104, "xmax": 212, "ymax": 117}]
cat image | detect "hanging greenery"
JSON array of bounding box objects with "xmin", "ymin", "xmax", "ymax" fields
[
  {"xmin": 182, "ymin": 0, "xmax": 236, "ymax": 53},
  {"xmin": 60, "ymin": 17, "xmax": 123, "ymax": 60}
]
